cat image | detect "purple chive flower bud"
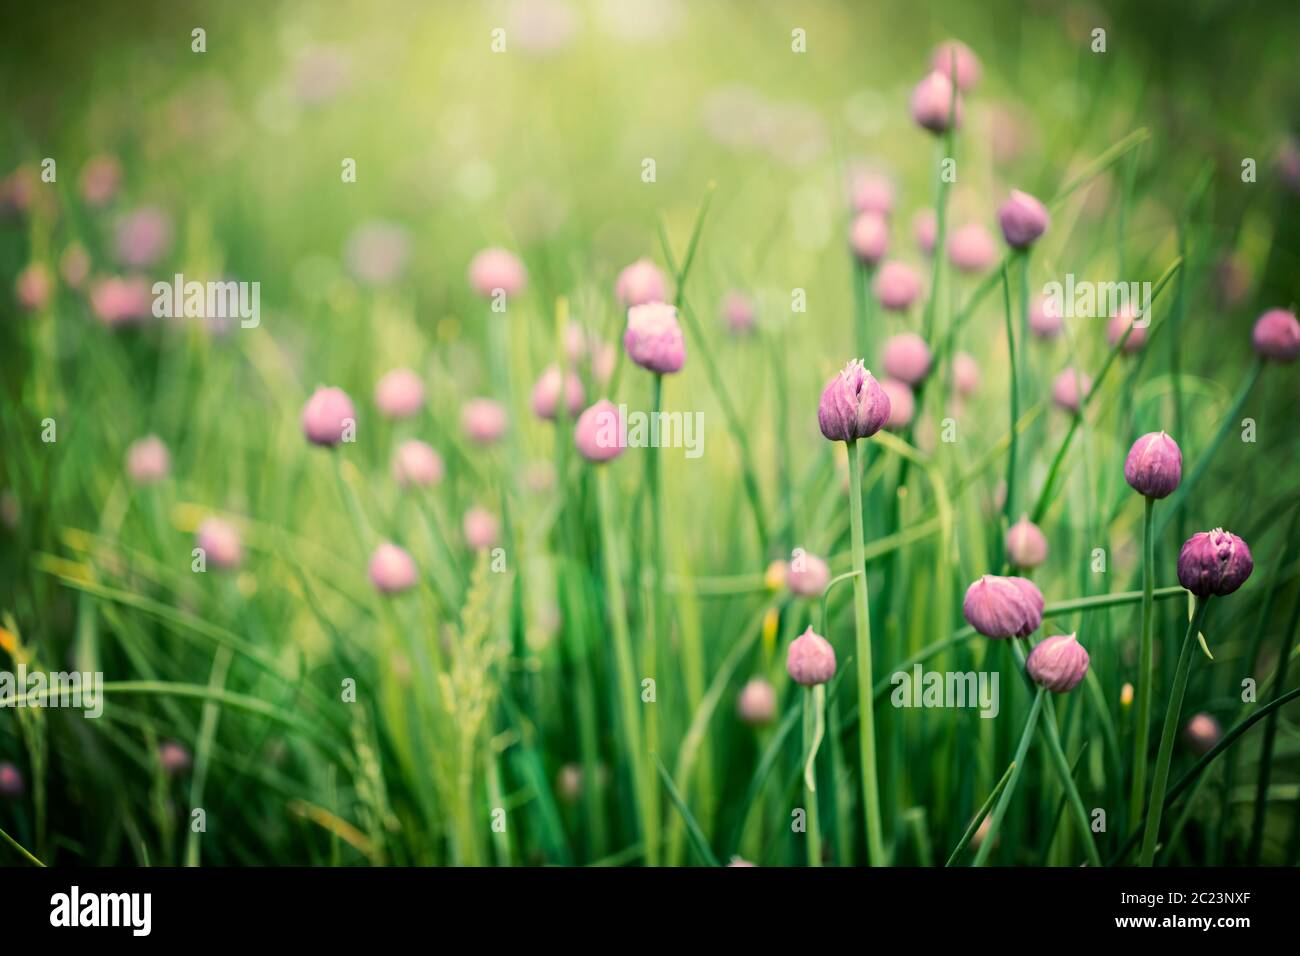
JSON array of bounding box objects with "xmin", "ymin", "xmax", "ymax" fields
[
  {"xmin": 159, "ymin": 741, "xmax": 192, "ymax": 776},
  {"xmin": 881, "ymin": 379, "xmax": 914, "ymax": 429},
  {"xmin": 369, "ymin": 542, "xmax": 417, "ymax": 594},
  {"xmin": 737, "ymin": 677, "xmax": 777, "ymax": 726},
  {"xmin": 1106, "ymin": 306, "xmax": 1147, "ymax": 353},
  {"xmin": 873, "ymin": 260, "xmax": 922, "ymax": 311},
  {"xmin": 462, "ymin": 398, "xmax": 508, "ymax": 445},
  {"xmin": 1184, "ymin": 713, "xmax": 1222, "ymax": 755},
  {"xmin": 374, "ymin": 368, "xmax": 425, "ymax": 420},
  {"xmin": 530, "ymin": 364, "xmax": 585, "ymax": 421},
  {"xmin": 849, "ymin": 211, "xmax": 889, "ymax": 264},
  {"xmin": 196, "ymin": 517, "xmax": 243, "ymax": 570},
  {"xmin": 0, "ymin": 761, "xmax": 24, "ymax": 798},
  {"xmin": 786, "ymin": 626, "xmax": 837, "ymax": 686},
  {"xmin": 913, "ymin": 209, "xmax": 937, "ymax": 255},
  {"xmin": 947, "ymin": 223, "xmax": 998, "ymax": 273},
  {"xmin": 1252, "ymin": 308, "xmax": 1300, "ymax": 362},
  {"xmin": 1124, "ymin": 431, "xmax": 1182, "ymax": 499},
  {"xmin": 881, "ymin": 332, "xmax": 932, "ymax": 384},
  {"xmin": 910, "ymin": 71, "xmax": 963, "ymax": 134},
  {"xmin": 953, "ymin": 352, "xmax": 980, "ymax": 397},
  {"xmin": 931, "ymin": 39, "xmax": 981, "ymax": 91},
  {"xmin": 962, "ymin": 574, "xmax": 1044, "ymax": 638},
  {"xmin": 997, "ymin": 189, "xmax": 1050, "ymax": 249},
  {"xmin": 1025, "ymin": 633, "xmax": 1090, "ymax": 693},
  {"xmin": 126, "ymin": 435, "xmax": 171, "ymax": 484},
  {"xmin": 464, "ymin": 507, "xmax": 501, "ymax": 551},
  {"xmin": 1005, "ymin": 516, "xmax": 1048, "ymax": 569},
  {"xmin": 615, "ymin": 258, "xmax": 668, "ymax": 307},
  {"xmin": 392, "ymin": 439, "xmax": 445, "ymax": 488},
  {"xmin": 1029, "ymin": 294, "xmax": 1062, "ymax": 339},
  {"xmin": 818, "ymin": 359, "xmax": 891, "ymax": 442},
  {"xmin": 573, "ymin": 399, "xmax": 625, "ymax": 463},
  {"xmin": 1051, "ymin": 368, "xmax": 1090, "ymax": 413},
  {"xmin": 623, "ymin": 302, "xmax": 686, "ymax": 375},
  {"xmin": 468, "ymin": 247, "xmax": 527, "ymax": 299},
  {"xmin": 787, "ymin": 552, "xmax": 831, "ymax": 597},
  {"xmin": 1178, "ymin": 529, "xmax": 1254, "ymax": 597},
  {"xmin": 301, "ymin": 387, "xmax": 356, "ymax": 446}
]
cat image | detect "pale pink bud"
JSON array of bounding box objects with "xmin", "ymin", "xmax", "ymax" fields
[
  {"xmin": 462, "ymin": 398, "xmax": 508, "ymax": 445},
  {"xmin": 787, "ymin": 552, "xmax": 831, "ymax": 597},
  {"xmin": 1025, "ymin": 633, "xmax": 1090, "ymax": 693},
  {"xmin": 1005, "ymin": 516, "xmax": 1048, "ymax": 569},
  {"xmin": 786, "ymin": 626, "xmax": 836, "ymax": 686},
  {"xmin": 874, "ymin": 260, "xmax": 922, "ymax": 311},
  {"xmin": 126, "ymin": 435, "xmax": 171, "ymax": 484},
  {"xmin": 1029, "ymin": 294, "xmax": 1062, "ymax": 339},
  {"xmin": 530, "ymin": 364, "xmax": 585, "ymax": 420},
  {"xmin": 962, "ymin": 574, "xmax": 1044, "ymax": 638},
  {"xmin": 0, "ymin": 761, "xmax": 24, "ymax": 798},
  {"xmin": 1106, "ymin": 306, "xmax": 1147, "ymax": 353},
  {"xmin": 1183, "ymin": 713, "xmax": 1222, "ymax": 755},
  {"xmin": 464, "ymin": 507, "xmax": 501, "ymax": 551},
  {"xmin": 881, "ymin": 378, "xmax": 915, "ymax": 429},
  {"xmin": 369, "ymin": 542, "xmax": 417, "ymax": 594},
  {"xmin": 913, "ymin": 209, "xmax": 937, "ymax": 255},
  {"xmin": 1252, "ymin": 308, "xmax": 1300, "ymax": 362},
  {"xmin": 468, "ymin": 247, "xmax": 527, "ymax": 299},
  {"xmin": 849, "ymin": 211, "xmax": 889, "ymax": 264},
  {"xmin": 114, "ymin": 207, "xmax": 171, "ymax": 267},
  {"xmin": 80, "ymin": 154, "xmax": 121, "ymax": 207},
  {"xmin": 574, "ymin": 399, "xmax": 625, "ymax": 462},
  {"xmin": 737, "ymin": 678, "xmax": 777, "ymax": 726},
  {"xmin": 881, "ymin": 332, "xmax": 932, "ymax": 384},
  {"xmin": 624, "ymin": 302, "xmax": 686, "ymax": 375},
  {"xmin": 196, "ymin": 517, "xmax": 243, "ymax": 570},
  {"xmin": 615, "ymin": 258, "xmax": 667, "ymax": 307},
  {"xmin": 953, "ymin": 352, "xmax": 980, "ymax": 397},
  {"xmin": 15, "ymin": 263, "xmax": 51, "ymax": 310},
  {"xmin": 997, "ymin": 190, "xmax": 1050, "ymax": 248},
  {"xmin": 850, "ymin": 171, "xmax": 894, "ymax": 216},
  {"xmin": 1051, "ymin": 368, "xmax": 1090, "ymax": 413},
  {"xmin": 301, "ymin": 387, "xmax": 356, "ymax": 446},
  {"xmin": 392, "ymin": 439, "xmax": 445, "ymax": 488},
  {"xmin": 931, "ymin": 40, "xmax": 981, "ymax": 91},
  {"xmin": 910, "ymin": 71, "xmax": 963, "ymax": 134},
  {"xmin": 374, "ymin": 368, "xmax": 425, "ymax": 420},
  {"xmin": 947, "ymin": 223, "xmax": 998, "ymax": 273},
  {"xmin": 159, "ymin": 741, "xmax": 192, "ymax": 776},
  {"xmin": 721, "ymin": 291, "xmax": 756, "ymax": 334},
  {"xmin": 89, "ymin": 275, "xmax": 152, "ymax": 326}
]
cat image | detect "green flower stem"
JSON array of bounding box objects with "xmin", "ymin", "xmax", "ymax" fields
[
  {"xmin": 1140, "ymin": 597, "xmax": 1210, "ymax": 866},
  {"xmin": 596, "ymin": 468, "xmax": 656, "ymax": 868},
  {"xmin": 846, "ymin": 438, "xmax": 886, "ymax": 865},
  {"xmin": 802, "ymin": 684, "xmax": 826, "ymax": 867},
  {"xmin": 1130, "ymin": 496, "xmax": 1157, "ymax": 829},
  {"xmin": 640, "ymin": 372, "xmax": 667, "ymax": 866},
  {"xmin": 973, "ymin": 687, "xmax": 1044, "ymax": 866},
  {"xmin": 1000, "ymin": 261, "xmax": 1020, "ymax": 543},
  {"xmin": 946, "ymin": 759, "xmax": 1016, "ymax": 866}
]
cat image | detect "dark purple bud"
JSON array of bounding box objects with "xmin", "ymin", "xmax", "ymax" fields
[{"xmin": 1177, "ymin": 529, "xmax": 1253, "ymax": 597}]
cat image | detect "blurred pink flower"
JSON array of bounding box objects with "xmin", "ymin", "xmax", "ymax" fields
[{"xmin": 114, "ymin": 207, "xmax": 171, "ymax": 267}]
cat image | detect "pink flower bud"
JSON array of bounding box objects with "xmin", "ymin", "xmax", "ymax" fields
[
  {"xmin": 301, "ymin": 387, "xmax": 356, "ymax": 446},
  {"xmin": 15, "ymin": 263, "xmax": 51, "ymax": 311},
  {"xmin": 89, "ymin": 275, "xmax": 152, "ymax": 326},
  {"xmin": 80, "ymin": 154, "xmax": 121, "ymax": 207},
  {"xmin": 1029, "ymin": 294, "xmax": 1062, "ymax": 339},
  {"xmin": 159, "ymin": 741, "xmax": 192, "ymax": 776},
  {"xmin": 462, "ymin": 398, "xmax": 508, "ymax": 445},
  {"xmin": 0, "ymin": 761, "xmax": 24, "ymax": 798},
  {"xmin": 737, "ymin": 678, "xmax": 777, "ymax": 726},
  {"xmin": 1106, "ymin": 306, "xmax": 1147, "ymax": 353},
  {"xmin": 786, "ymin": 626, "xmax": 836, "ymax": 686},
  {"xmin": 1005, "ymin": 516, "xmax": 1048, "ymax": 569},
  {"xmin": 573, "ymin": 399, "xmax": 625, "ymax": 462},
  {"xmin": 818, "ymin": 359, "xmax": 891, "ymax": 442},
  {"xmin": 953, "ymin": 352, "xmax": 980, "ymax": 397},
  {"xmin": 910, "ymin": 71, "xmax": 963, "ymax": 134},
  {"xmin": 947, "ymin": 223, "xmax": 998, "ymax": 273},
  {"xmin": 1025, "ymin": 633, "xmax": 1090, "ymax": 693},
  {"xmin": 931, "ymin": 40, "xmax": 981, "ymax": 91},
  {"xmin": 849, "ymin": 211, "xmax": 889, "ymax": 264},
  {"xmin": 787, "ymin": 552, "xmax": 831, "ymax": 597},
  {"xmin": 615, "ymin": 258, "xmax": 667, "ymax": 307},
  {"xmin": 1251, "ymin": 308, "xmax": 1300, "ymax": 362},
  {"xmin": 881, "ymin": 332, "xmax": 932, "ymax": 384},
  {"xmin": 374, "ymin": 368, "xmax": 425, "ymax": 420},
  {"xmin": 392, "ymin": 439, "xmax": 445, "ymax": 488},
  {"xmin": 1178, "ymin": 529, "xmax": 1253, "ymax": 597},
  {"xmin": 962, "ymin": 574, "xmax": 1044, "ymax": 638},
  {"xmin": 850, "ymin": 171, "xmax": 894, "ymax": 216},
  {"xmin": 1184, "ymin": 713, "xmax": 1222, "ymax": 755},
  {"xmin": 196, "ymin": 517, "xmax": 243, "ymax": 570},
  {"xmin": 530, "ymin": 364, "xmax": 585, "ymax": 420},
  {"xmin": 997, "ymin": 190, "xmax": 1049, "ymax": 248},
  {"xmin": 114, "ymin": 207, "xmax": 171, "ymax": 268},
  {"xmin": 126, "ymin": 435, "xmax": 170, "ymax": 484},
  {"xmin": 468, "ymin": 247, "xmax": 527, "ymax": 299},
  {"xmin": 874, "ymin": 260, "xmax": 922, "ymax": 311},
  {"xmin": 913, "ymin": 209, "xmax": 937, "ymax": 255},
  {"xmin": 369, "ymin": 542, "xmax": 417, "ymax": 594},
  {"xmin": 881, "ymin": 378, "xmax": 914, "ymax": 429},
  {"xmin": 721, "ymin": 291, "xmax": 756, "ymax": 334},
  {"xmin": 1124, "ymin": 431, "xmax": 1182, "ymax": 499},
  {"xmin": 623, "ymin": 302, "xmax": 686, "ymax": 375},
  {"xmin": 1051, "ymin": 368, "xmax": 1090, "ymax": 413},
  {"xmin": 464, "ymin": 507, "xmax": 501, "ymax": 551}
]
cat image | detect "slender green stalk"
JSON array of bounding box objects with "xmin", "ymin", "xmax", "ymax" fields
[
  {"xmin": 946, "ymin": 760, "xmax": 1016, "ymax": 866},
  {"xmin": 0, "ymin": 825, "xmax": 45, "ymax": 867},
  {"xmin": 1000, "ymin": 262, "xmax": 1020, "ymax": 544},
  {"xmin": 596, "ymin": 468, "xmax": 656, "ymax": 867},
  {"xmin": 1247, "ymin": 583, "xmax": 1300, "ymax": 863},
  {"xmin": 1130, "ymin": 496, "xmax": 1157, "ymax": 827},
  {"xmin": 846, "ymin": 438, "xmax": 885, "ymax": 865},
  {"xmin": 1140, "ymin": 598, "xmax": 1210, "ymax": 866},
  {"xmin": 973, "ymin": 688, "xmax": 1044, "ymax": 866},
  {"xmin": 803, "ymin": 684, "xmax": 826, "ymax": 867}
]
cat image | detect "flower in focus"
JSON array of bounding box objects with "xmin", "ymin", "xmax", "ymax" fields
[
  {"xmin": 1177, "ymin": 529, "xmax": 1253, "ymax": 597},
  {"xmin": 1025, "ymin": 633, "xmax": 1090, "ymax": 693},
  {"xmin": 962, "ymin": 574, "xmax": 1044, "ymax": 638},
  {"xmin": 1124, "ymin": 431, "xmax": 1182, "ymax": 499},
  {"xmin": 786, "ymin": 626, "xmax": 836, "ymax": 686},
  {"xmin": 818, "ymin": 359, "xmax": 891, "ymax": 442},
  {"xmin": 623, "ymin": 302, "xmax": 686, "ymax": 374}
]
